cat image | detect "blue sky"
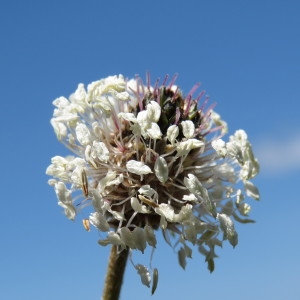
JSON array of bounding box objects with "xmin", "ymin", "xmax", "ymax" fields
[{"xmin": 1, "ymin": 0, "xmax": 300, "ymax": 299}]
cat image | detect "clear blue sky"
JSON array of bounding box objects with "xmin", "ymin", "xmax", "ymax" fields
[{"xmin": 1, "ymin": 1, "xmax": 300, "ymax": 299}]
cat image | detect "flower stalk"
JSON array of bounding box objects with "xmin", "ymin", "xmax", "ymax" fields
[{"xmin": 102, "ymin": 246, "xmax": 129, "ymax": 300}]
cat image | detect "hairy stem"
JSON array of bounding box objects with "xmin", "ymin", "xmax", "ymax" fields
[{"xmin": 102, "ymin": 245, "xmax": 129, "ymax": 300}]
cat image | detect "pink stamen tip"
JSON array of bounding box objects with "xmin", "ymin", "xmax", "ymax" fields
[
  {"xmin": 168, "ymin": 73, "xmax": 178, "ymax": 89},
  {"xmin": 188, "ymin": 83, "xmax": 201, "ymax": 96},
  {"xmin": 135, "ymin": 76, "xmax": 144, "ymax": 110},
  {"xmin": 175, "ymin": 107, "xmax": 181, "ymax": 124},
  {"xmin": 184, "ymin": 83, "xmax": 201, "ymax": 116},
  {"xmin": 199, "ymin": 95, "xmax": 210, "ymax": 111},
  {"xmin": 172, "ymin": 86, "xmax": 179, "ymax": 100},
  {"xmin": 162, "ymin": 74, "xmax": 169, "ymax": 86},
  {"xmin": 153, "ymin": 78, "xmax": 160, "ymax": 97},
  {"xmin": 196, "ymin": 90, "xmax": 206, "ymax": 104}
]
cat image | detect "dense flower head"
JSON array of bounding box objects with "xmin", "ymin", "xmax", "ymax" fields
[{"xmin": 46, "ymin": 74, "xmax": 259, "ymax": 291}]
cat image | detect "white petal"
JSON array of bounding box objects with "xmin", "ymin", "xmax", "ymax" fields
[
  {"xmin": 244, "ymin": 180, "xmax": 260, "ymax": 200},
  {"xmin": 238, "ymin": 202, "xmax": 251, "ymax": 216},
  {"xmin": 137, "ymin": 110, "xmax": 151, "ymax": 135},
  {"xmin": 52, "ymin": 96, "xmax": 69, "ymax": 109},
  {"xmin": 233, "ymin": 129, "xmax": 248, "ymax": 144},
  {"xmin": 119, "ymin": 227, "xmax": 136, "ymax": 249},
  {"xmin": 174, "ymin": 204, "xmax": 193, "ymax": 223},
  {"xmin": 131, "ymin": 197, "xmax": 150, "ymax": 214},
  {"xmin": 159, "ymin": 215, "xmax": 167, "ymax": 229},
  {"xmin": 154, "ymin": 156, "xmax": 169, "ymax": 183},
  {"xmin": 176, "ymin": 139, "xmax": 204, "ymax": 156},
  {"xmin": 46, "ymin": 156, "xmax": 69, "ymax": 180},
  {"xmin": 98, "ymin": 171, "xmax": 117, "ymax": 192},
  {"xmin": 235, "ymin": 189, "xmax": 244, "ymax": 205},
  {"xmin": 181, "ymin": 120, "xmax": 195, "ymax": 139},
  {"xmin": 184, "ymin": 174, "xmax": 216, "ymax": 217},
  {"xmin": 184, "ymin": 174, "xmax": 205, "ymax": 195},
  {"xmin": 147, "ymin": 122, "xmax": 162, "ymax": 139},
  {"xmin": 69, "ymin": 83, "xmax": 87, "ymax": 104},
  {"xmin": 115, "ymin": 91, "xmax": 130, "ymax": 101},
  {"xmin": 211, "ymin": 111, "xmax": 228, "ymax": 134},
  {"xmin": 146, "ymin": 101, "xmax": 161, "ymax": 122},
  {"xmin": 75, "ymin": 123, "xmax": 91, "ymax": 146},
  {"xmin": 107, "ymin": 208, "xmax": 125, "ymax": 221},
  {"xmin": 98, "ymin": 231, "xmax": 125, "ymax": 247},
  {"xmin": 144, "ymin": 225, "xmax": 157, "ymax": 247},
  {"xmin": 184, "ymin": 225, "xmax": 197, "ymax": 244},
  {"xmin": 91, "ymin": 189, "xmax": 105, "ymax": 213},
  {"xmin": 126, "ymin": 160, "xmax": 152, "ymax": 175},
  {"xmin": 135, "ymin": 264, "xmax": 151, "ymax": 287},
  {"xmin": 212, "ymin": 139, "xmax": 227, "ymax": 158},
  {"xmin": 51, "ymin": 120, "xmax": 68, "ymax": 140},
  {"xmin": 182, "ymin": 194, "xmax": 198, "ymax": 202},
  {"xmin": 91, "ymin": 141, "xmax": 110, "ymax": 162},
  {"xmin": 54, "ymin": 182, "xmax": 76, "ymax": 220},
  {"xmin": 89, "ymin": 212, "xmax": 110, "ymax": 231},
  {"xmin": 155, "ymin": 203, "xmax": 175, "ymax": 222},
  {"xmin": 132, "ymin": 227, "xmax": 147, "ymax": 253},
  {"xmin": 118, "ymin": 112, "xmax": 137, "ymax": 123},
  {"xmin": 217, "ymin": 213, "xmax": 238, "ymax": 247},
  {"xmin": 167, "ymin": 125, "xmax": 179, "ymax": 145},
  {"xmin": 138, "ymin": 185, "xmax": 156, "ymax": 198}
]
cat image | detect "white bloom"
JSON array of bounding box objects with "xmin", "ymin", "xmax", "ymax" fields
[{"xmin": 47, "ymin": 74, "xmax": 260, "ymax": 291}]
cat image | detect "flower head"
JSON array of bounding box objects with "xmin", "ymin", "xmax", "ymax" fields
[{"xmin": 46, "ymin": 74, "xmax": 259, "ymax": 291}]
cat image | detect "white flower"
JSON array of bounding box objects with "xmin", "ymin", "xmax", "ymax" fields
[{"xmin": 47, "ymin": 74, "xmax": 260, "ymax": 290}]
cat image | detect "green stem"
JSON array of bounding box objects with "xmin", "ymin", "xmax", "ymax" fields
[{"xmin": 102, "ymin": 245, "xmax": 129, "ymax": 300}]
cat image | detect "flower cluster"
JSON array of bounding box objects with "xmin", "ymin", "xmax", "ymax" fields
[{"xmin": 46, "ymin": 74, "xmax": 259, "ymax": 291}]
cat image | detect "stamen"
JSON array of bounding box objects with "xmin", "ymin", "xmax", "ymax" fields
[
  {"xmin": 163, "ymin": 190, "xmax": 186, "ymax": 204},
  {"xmin": 167, "ymin": 73, "xmax": 178, "ymax": 89},
  {"xmin": 174, "ymin": 107, "xmax": 181, "ymax": 125},
  {"xmin": 126, "ymin": 211, "xmax": 138, "ymax": 228},
  {"xmin": 184, "ymin": 83, "xmax": 201, "ymax": 117},
  {"xmin": 153, "ymin": 78, "xmax": 160, "ymax": 98},
  {"xmin": 111, "ymin": 195, "xmax": 132, "ymax": 207},
  {"xmin": 162, "ymin": 74, "xmax": 169, "ymax": 86},
  {"xmin": 81, "ymin": 169, "xmax": 89, "ymax": 197}
]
